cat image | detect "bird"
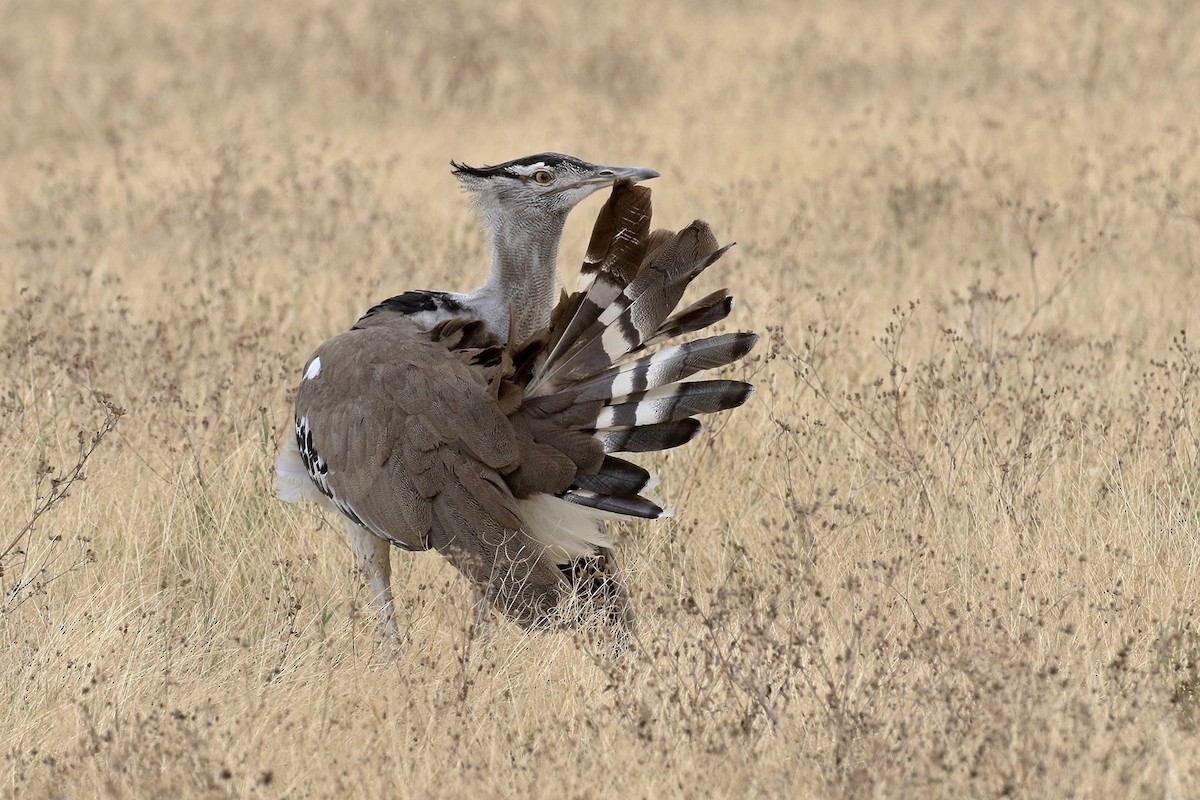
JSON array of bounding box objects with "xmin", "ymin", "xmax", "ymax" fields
[
  {"xmin": 275, "ymin": 162, "xmax": 758, "ymax": 638},
  {"xmin": 276, "ymin": 152, "xmax": 659, "ymax": 634}
]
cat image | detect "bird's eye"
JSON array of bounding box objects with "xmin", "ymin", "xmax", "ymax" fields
[{"xmin": 532, "ymin": 170, "xmax": 554, "ymax": 185}]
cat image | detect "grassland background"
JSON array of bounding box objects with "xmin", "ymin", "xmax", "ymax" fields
[{"xmin": 3, "ymin": 0, "xmax": 1200, "ymax": 797}]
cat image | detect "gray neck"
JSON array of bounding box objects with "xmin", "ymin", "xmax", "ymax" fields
[{"xmin": 469, "ymin": 209, "xmax": 568, "ymax": 343}]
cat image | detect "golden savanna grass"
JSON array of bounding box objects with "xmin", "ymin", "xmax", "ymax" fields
[{"xmin": 3, "ymin": 1, "xmax": 1200, "ymax": 796}]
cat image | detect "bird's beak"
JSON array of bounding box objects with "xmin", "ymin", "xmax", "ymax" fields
[{"xmin": 580, "ymin": 164, "xmax": 661, "ymax": 186}]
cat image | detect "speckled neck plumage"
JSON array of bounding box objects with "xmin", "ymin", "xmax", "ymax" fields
[{"xmin": 470, "ymin": 209, "xmax": 568, "ymax": 342}]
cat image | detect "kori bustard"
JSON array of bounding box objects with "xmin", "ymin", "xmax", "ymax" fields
[{"xmin": 276, "ymin": 154, "xmax": 758, "ymax": 635}]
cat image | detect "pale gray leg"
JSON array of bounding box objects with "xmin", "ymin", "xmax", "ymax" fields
[
  {"xmin": 470, "ymin": 584, "xmax": 493, "ymax": 641},
  {"xmin": 346, "ymin": 522, "xmax": 398, "ymax": 639}
]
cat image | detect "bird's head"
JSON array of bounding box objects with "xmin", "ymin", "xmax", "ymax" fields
[{"xmin": 451, "ymin": 153, "xmax": 659, "ymax": 222}]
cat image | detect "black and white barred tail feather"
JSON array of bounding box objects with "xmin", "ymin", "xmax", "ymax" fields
[
  {"xmin": 596, "ymin": 379, "xmax": 755, "ymax": 430},
  {"xmin": 576, "ymin": 181, "xmax": 650, "ymax": 291},
  {"xmin": 519, "ymin": 181, "xmax": 759, "ymax": 522},
  {"xmin": 573, "ymin": 455, "xmax": 653, "ymax": 497},
  {"xmin": 592, "ymin": 419, "xmax": 702, "ymax": 455},
  {"xmin": 543, "ymin": 184, "xmax": 652, "ymax": 368},
  {"xmin": 634, "ymin": 289, "xmax": 734, "ymax": 351},
  {"xmin": 560, "ymin": 487, "xmax": 664, "ymax": 519},
  {"xmin": 531, "ymin": 234, "xmax": 733, "ymax": 394},
  {"xmin": 553, "ymin": 332, "xmax": 759, "ymax": 404}
]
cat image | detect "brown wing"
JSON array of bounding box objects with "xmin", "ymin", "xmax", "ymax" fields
[{"xmin": 293, "ymin": 317, "xmax": 568, "ymax": 625}]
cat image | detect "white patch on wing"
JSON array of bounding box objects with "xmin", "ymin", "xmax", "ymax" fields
[
  {"xmin": 516, "ymin": 494, "xmax": 614, "ymax": 565},
  {"xmin": 303, "ymin": 356, "xmax": 321, "ymax": 380}
]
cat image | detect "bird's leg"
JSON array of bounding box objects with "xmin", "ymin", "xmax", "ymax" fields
[
  {"xmin": 346, "ymin": 523, "xmax": 399, "ymax": 640},
  {"xmin": 470, "ymin": 584, "xmax": 494, "ymax": 643}
]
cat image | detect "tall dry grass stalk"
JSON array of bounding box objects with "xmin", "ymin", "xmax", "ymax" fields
[{"xmin": 2, "ymin": 1, "xmax": 1199, "ymax": 796}]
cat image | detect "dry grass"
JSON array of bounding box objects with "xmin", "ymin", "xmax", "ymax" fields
[{"xmin": 3, "ymin": 0, "xmax": 1200, "ymax": 796}]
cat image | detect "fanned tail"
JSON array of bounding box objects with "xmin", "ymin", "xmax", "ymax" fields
[{"xmin": 513, "ymin": 182, "xmax": 759, "ymax": 523}]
